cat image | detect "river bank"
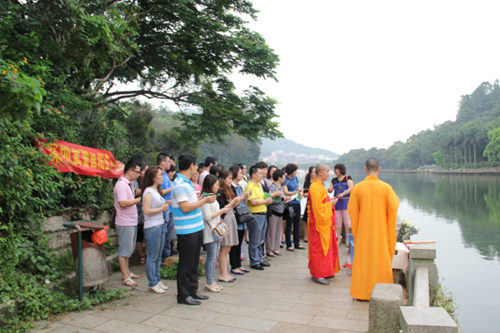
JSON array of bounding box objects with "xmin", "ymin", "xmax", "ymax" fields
[{"xmin": 381, "ymin": 167, "xmax": 500, "ymax": 175}]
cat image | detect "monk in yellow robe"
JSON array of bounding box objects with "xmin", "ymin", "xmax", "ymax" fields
[
  {"xmin": 347, "ymin": 158, "xmax": 399, "ymax": 300},
  {"xmin": 307, "ymin": 163, "xmax": 340, "ymax": 285}
]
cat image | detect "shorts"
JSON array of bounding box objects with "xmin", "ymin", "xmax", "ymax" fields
[
  {"xmin": 335, "ymin": 210, "xmax": 351, "ymax": 229},
  {"xmin": 116, "ymin": 225, "xmax": 137, "ymax": 257}
]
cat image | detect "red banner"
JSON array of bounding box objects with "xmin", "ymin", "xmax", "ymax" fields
[{"xmin": 36, "ymin": 138, "xmax": 124, "ymax": 178}]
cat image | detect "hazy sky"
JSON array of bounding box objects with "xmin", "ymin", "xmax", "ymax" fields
[{"xmin": 232, "ymin": 0, "xmax": 500, "ymax": 154}]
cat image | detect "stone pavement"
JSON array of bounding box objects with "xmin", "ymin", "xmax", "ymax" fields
[{"xmin": 33, "ymin": 245, "xmax": 368, "ymax": 333}]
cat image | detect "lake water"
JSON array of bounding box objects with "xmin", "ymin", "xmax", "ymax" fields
[{"xmin": 298, "ymin": 171, "xmax": 500, "ymax": 332}]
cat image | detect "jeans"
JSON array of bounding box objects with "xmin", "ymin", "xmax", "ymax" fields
[
  {"xmin": 177, "ymin": 230, "xmax": 203, "ymax": 301},
  {"xmin": 143, "ymin": 223, "xmax": 166, "ymax": 287},
  {"xmin": 205, "ymin": 241, "xmax": 220, "ymax": 285},
  {"xmin": 285, "ymin": 203, "xmax": 301, "ymax": 248},
  {"xmin": 162, "ymin": 211, "xmax": 175, "ymax": 259},
  {"xmin": 247, "ymin": 214, "xmax": 267, "ymax": 266}
]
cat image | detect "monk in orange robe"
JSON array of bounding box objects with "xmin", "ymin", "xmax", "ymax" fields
[
  {"xmin": 348, "ymin": 158, "xmax": 399, "ymax": 300},
  {"xmin": 307, "ymin": 163, "xmax": 340, "ymax": 285}
]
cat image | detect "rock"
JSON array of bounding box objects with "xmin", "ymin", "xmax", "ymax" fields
[{"xmin": 44, "ymin": 215, "xmax": 67, "ymax": 233}]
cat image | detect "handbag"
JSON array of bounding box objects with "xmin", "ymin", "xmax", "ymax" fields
[
  {"xmin": 211, "ymin": 222, "xmax": 228, "ymax": 242},
  {"xmin": 234, "ymin": 204, "xmax": 255, "ymax": 224},
  {"xmin": 270, "ymin": 201, "xmax": 286, "ymax": 216}
]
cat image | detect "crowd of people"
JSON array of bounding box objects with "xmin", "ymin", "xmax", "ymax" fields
[{"xmin": 113, "ymin": 154, "xmax": 399, "ymax": 305}]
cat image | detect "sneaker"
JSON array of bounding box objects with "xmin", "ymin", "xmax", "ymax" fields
[{"xmin": 150, "ymin": 283, "xmax": 166, "ymax": 294}]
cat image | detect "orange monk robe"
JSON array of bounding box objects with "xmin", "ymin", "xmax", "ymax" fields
[
  {"xmin": 307, "ymin": 178, "xmax": 340, "ymax": 278},
  {"xmin": 347, "ymin": 175, "xmax": 399, "ymax": 300}
]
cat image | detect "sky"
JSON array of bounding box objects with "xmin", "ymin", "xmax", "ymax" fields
[{"xmin": 230, "ymin": 0, "xmax": 500, "ymax": 154}]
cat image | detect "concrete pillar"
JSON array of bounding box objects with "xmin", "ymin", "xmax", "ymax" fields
[
  {"xmin": 408, "ymin": 243, "xmax": 438, "ymax": 305},
  {"xmin": 369, "ymin": 283, "xmax": 403, "ymax": 333}
]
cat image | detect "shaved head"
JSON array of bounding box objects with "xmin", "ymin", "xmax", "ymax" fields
[
  {"xmin": 316, "ymin": 163, "xmax": 329, "ymax": 173},
  {"xmin": 316, "ymin": 163, "xmax": 330, "ymax": 181},
  {"xmin": 365, "ymin": 158, "xmax": 380, "ymax": 172}
]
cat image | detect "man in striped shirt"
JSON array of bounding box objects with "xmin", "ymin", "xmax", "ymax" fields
[{"xmin": 172, "ymin": 154, "xmax": 216, "ymax": 306}]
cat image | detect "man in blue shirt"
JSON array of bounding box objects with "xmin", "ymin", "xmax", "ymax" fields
[
  {"xmin": 157, "ymin": 153, "xmax": 175, "ymax": 261},
  {"xmin": 172, "ymin": 154, "xmax": 216, "ymax": 305}
]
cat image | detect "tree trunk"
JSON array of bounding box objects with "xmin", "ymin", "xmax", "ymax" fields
[{"xmin": 473, "ymin": 141, "xmax": 477, "ymax": 166}]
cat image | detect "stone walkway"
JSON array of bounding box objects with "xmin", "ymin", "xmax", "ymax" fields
[{"xmin": 33, "ymin": 245, "xmax": 368, "ymax": 333}]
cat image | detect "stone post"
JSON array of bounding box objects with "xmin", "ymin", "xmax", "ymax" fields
[
  {"xmin": 369, "ymin": 283, "xmax": 403, "ymax": 333},
  {"xmin": 407, "ymin": 243, "xmax": 438, "ymax": 305}
]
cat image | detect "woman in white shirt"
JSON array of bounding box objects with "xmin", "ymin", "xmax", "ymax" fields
[
  {"xmin": 201, "ymin": 174, "xmax": 230, "ymax": 292},
  {"xmin": 141, "ymin": 166, "xmax": 170, "ymax": 294}
]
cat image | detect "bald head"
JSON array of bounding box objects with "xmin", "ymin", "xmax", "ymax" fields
[
  {"xmin": 365, "ymin": 158, "xmax": 380, "ymax": 175},
  {"xmin": 316, "ymin": 163, "xmax": 328, "ymax": 173},
  {"xmin": 316, "ymin": 163, "xmax": 329, "ymax": 181}
]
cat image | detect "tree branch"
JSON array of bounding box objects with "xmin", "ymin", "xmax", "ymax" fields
[
  {"xmin": 102, "ymin": 89, "xmax": 191, "ymax": 104},
  {"xmin": 92, "ymin": 56, "xmax": 131, "ymax": 94}
]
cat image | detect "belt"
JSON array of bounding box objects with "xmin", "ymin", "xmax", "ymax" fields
[{"xmin": 253, "ymin": 212, "xmax": 267, "ymax": 215}]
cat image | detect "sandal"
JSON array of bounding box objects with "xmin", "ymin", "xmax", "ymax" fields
[
  {"xmin": 205, "ymin": 284, "xmax": 221, "ymax": 293},
  {"xmin": 230, "ymin": 269, "xmax": 245, "ymax": 275},
  {"xmin": 266, "ymin": 252, "xmax": 275, "ymax": 257},
  {"xmin": 129, "ymin": 272, "xmax": 140, "ymax": 279},
  {"xmin": 240, "ymin": 268, "xmax": 250, "ymax": 273},
  {"xmin": 287, "ymin": 247, "xmax": 295, "ymax": 251},
  {"xmin": 218, "ymin": 277, "xmax": 236, "ymax": 283},
  {"xmin": 122, "ymin": 277, "xmax": 138, "ymax": 287}
]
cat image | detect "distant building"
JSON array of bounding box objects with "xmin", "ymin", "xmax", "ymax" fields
[{"xmin": 262, "ymin": 150, "xmax": 333, "ymax": 164}]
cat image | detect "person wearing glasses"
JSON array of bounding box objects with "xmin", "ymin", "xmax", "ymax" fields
[{"xmin": 114, "ymin": 160, "xmax": 142, "ymax": 287}]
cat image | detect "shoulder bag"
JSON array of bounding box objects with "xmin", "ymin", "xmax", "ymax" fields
[
  {"xmin": 270, "ymin": 201, "xmax": 286, "ymax": 216},
  {"xmin": 234, "ymin": 204, "xmax": 255, "ymax": 225},
  {"xmin": 211, "ymin": 221, "xmax": 228, "ymax": 241}
]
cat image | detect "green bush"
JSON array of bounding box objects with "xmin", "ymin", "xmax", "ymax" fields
[
  {"xmin": 0, "ymin": 59, "xmax": 130, "ymax": 332},
  {"xmin": 431, "ymin": 283, "xmax": 457, "ymax": 322},
  {"xmin": 160, "ymin": 260, "xmax": 205, "ymax": 280}
]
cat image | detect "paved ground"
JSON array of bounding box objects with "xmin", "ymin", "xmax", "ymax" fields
[{"xmin": 33, "ymin": 244, "xmax": 368, "ymax": 333}]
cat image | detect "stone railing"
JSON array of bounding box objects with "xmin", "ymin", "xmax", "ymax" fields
[
  {"xmin": 369, "ymin": 243, "xmax": 460, "ymax": 333},
  {"xmin": 43, "ymin": 211, "xmax": 114, "ymax": 251},
  {"xmin": 43, "ymin": 211, "xmax": 118, "ymax": 275}
]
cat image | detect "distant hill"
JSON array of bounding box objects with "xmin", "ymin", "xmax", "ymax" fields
[{"xmin": 260, "ymin": 138, "xmax": 338, "ymax": 165}]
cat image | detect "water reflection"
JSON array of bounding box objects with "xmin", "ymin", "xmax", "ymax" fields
[{"xmin": 379, "ymin": 173, "xmax": 500, "ymax": 261}]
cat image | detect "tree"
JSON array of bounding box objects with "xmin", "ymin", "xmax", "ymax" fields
[
  {"xmin": 0, "ymin": 0, "xmax": 282, "ymax": 142},
  {"xmin": 483, "ymin": 127, "xmax": 500, "ymax": 162}
]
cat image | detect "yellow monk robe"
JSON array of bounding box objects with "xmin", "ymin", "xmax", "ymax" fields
[
  {"xmin": 347, "ymin": 175, "xmax": 399, "ymax": 300},
  {"xmin": 307, "ymin": 178, "xmax": 340, "ymax": 278}
]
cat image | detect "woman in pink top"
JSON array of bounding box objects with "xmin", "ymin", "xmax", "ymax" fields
[{"xmin": 190, "ymin": 171, "xmax": 202, "ymax": 197}]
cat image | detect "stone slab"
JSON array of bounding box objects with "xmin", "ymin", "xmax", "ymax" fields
[
  {"xmin": 408, "ymin": 244, "xmax": 436, "ymax": 260},
  {"xmin": 94, "ymin": 319, "xmax": 161, "ymax": 333},
  {"xmin": 400, "ymin": 306, "xmax": 458, "ymax": 333},
  {"xmin": 31, "ymin": 242, "xmax": 369, "ymax": 333},
  {"xmin": 414, "ymin": 267, "xmax": 430, "ymax": 307},
  {"xmin": 310, "ymin": 315, "xmax": 368, "ymax": 332},
  {"xmin": 44, "ymin": 216, "xmax": 68, "ymax": 233}
]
